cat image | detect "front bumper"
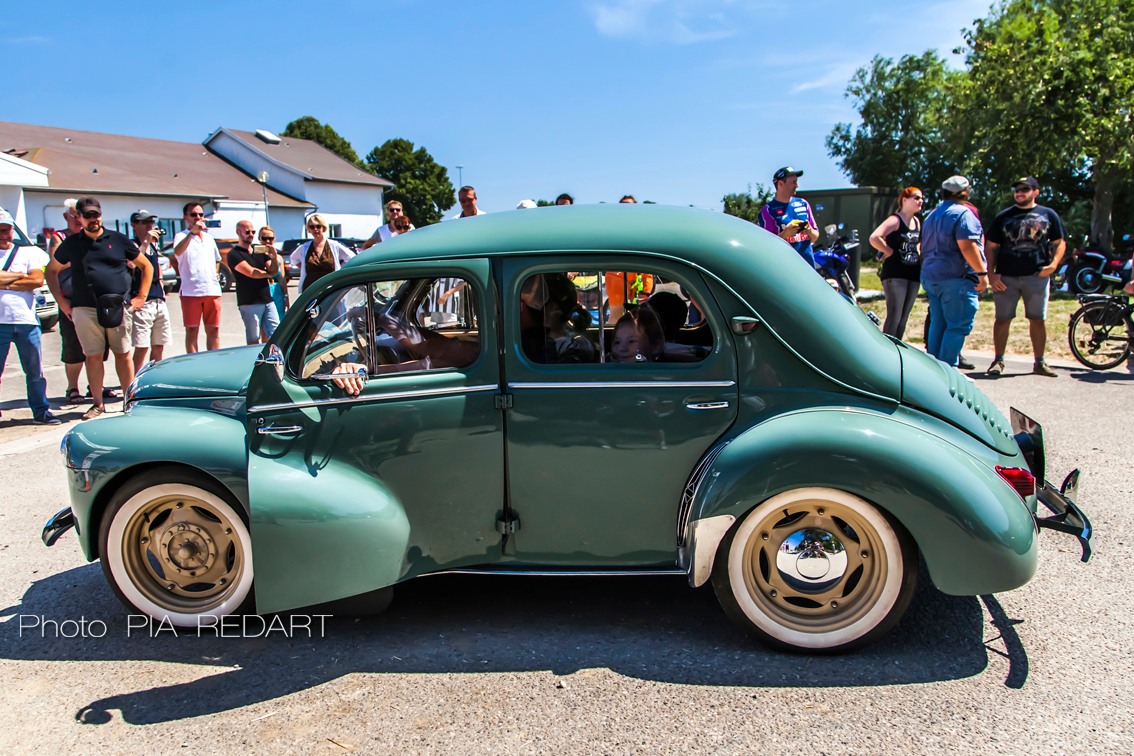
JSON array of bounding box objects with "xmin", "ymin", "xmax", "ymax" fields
[{"xmin": 1036, "ymin": 470, "xmax": 1093, "ymax": 562}]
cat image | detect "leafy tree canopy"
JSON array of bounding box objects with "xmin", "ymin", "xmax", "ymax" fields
[
  {"xmin": 365, "ymin": 139, "xmax": 455, "ymax": 226},
  {"xmin": 281, "ymin": 116, "xmax": 363, "ymax": 169},
  {"xmin": 722, "ymin": 184, "xmax": 773, "ymax": 224}
]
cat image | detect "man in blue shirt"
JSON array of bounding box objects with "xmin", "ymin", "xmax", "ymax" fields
[
  {"xmin": 759, "ymin": 166, "xmax": 820, "ymax": 267},
  {"xmin": 920, "ymin": 176, "xmax": 989, "ymax": 367}
]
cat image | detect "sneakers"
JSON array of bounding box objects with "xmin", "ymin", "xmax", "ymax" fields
[
  {"xmin": 1033, "ymin": 360, "xmax": 1058, "ymax": 377},
  {"xmin": 987, "ymin": 359, "xmax": 1005, "ymax": 376},
  {"xmin": 33, "ymin": 411, "xmax": 62, "ymax": 426},
  {"xmin": 957, "ymin": 354, "xmax": 975, "ymax": 370},
  {"xmin": 81, "ymin": 405, "xmax": 106, "ymax": 421}
]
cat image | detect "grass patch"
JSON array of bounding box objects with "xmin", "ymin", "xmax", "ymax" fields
[{"xmin": 857, "ymin": 273, "xmax": 1083, "ymax": 362}]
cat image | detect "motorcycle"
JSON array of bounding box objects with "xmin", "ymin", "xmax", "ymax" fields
[
  {"xmin": 1067, "ymin": 234, "xmax": 1133, "ymax": 294},
  {"xmin": 813, "ymin": 224, "xmax": 859, "ymax": 301}
]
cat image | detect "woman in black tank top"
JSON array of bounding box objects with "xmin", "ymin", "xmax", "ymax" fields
[{"xmin": 868, "ymin": 187, "xmax": 925, "ymax": 339}]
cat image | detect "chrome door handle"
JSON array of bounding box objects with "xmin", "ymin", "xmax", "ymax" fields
[
  {"xmin": 686, "ymin": 401, "xmax": 730, "ymax": 410},
  {"xmin": 258, "ymin": 424, "xmax": 304, "ymax": 436}
]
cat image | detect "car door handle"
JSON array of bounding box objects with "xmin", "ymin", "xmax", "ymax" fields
[
  {"xmin": 686, "ymin": 401, "xmax": 730, "ymax": 410},
  {"xmin": 258, "ymin": 424, "xmax": 304, "ymax": 436}
]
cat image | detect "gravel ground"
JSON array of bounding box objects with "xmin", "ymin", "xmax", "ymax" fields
[{"xmin": 0, "ymin": 296, "xmax": 1131, "ymax": 754}]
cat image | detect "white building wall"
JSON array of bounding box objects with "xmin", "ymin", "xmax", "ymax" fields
[
  {"xmin": 304, "ymin": 182, "xmax": 384, "ymax": 239},
  {"xmin": 0, "ymin": 154, "xmax": 50, "ymax": 232}
]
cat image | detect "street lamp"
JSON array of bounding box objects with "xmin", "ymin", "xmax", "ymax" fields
[
  {"xmin": 456, "ymin": 165, "xmax": 463, "ymax": 187},
  {"xmin": 256, "ymin": 171, "xmax": 270, "ymax": 226}
]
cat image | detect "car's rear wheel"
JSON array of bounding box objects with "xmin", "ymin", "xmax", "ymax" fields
[
  {"xmin": 99, "ymin": 469, "xmax": 253, "ymax": 627},
  {"xmin": 712, "ymin": 487, "xmax": 917, "ymax": 653}
]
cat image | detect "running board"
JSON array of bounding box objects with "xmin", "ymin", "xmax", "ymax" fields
[{"xmin": 429, "ymin": 567, "xmax": 686, "ymax": 578}]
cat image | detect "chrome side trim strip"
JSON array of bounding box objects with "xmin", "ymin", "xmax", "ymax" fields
[
  {"xmin": 509, "ymin": 380, "xmax": 736, "ymax": 390},
  {"xmin": 249, "ymin": 383, "xmax": 498, "ymax": 413},
  {"xmin": 430, "ymin": 568, "xmax": 685, "ymax": 578}
]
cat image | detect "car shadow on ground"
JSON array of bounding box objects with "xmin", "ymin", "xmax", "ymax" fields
[
  {"xmin": 1067, "ymin": 368, "xmax": 1134, "ymax": 383},
  {"xmin": 0, "ymin": 563, "xmax": 1026, "ymax": 725}
]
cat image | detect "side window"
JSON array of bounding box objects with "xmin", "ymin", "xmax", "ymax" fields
[
  {"xmin": 520, "ymin": 270, "xmax": 713, "ymax": 365},
  {"xmin": 296, "ymin": 276, "xmax": 481, "ymax": 381}
]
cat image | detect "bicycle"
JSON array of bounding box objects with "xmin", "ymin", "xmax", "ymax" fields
[{"xmin": 1067, "ymin": 293, "xmax": 1133, "ymax": 369}]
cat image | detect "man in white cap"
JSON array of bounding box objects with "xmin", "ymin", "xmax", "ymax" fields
[
  {"xmin": 0, "ymin": 209, "xmax": 59, "ymax": 424},
  {"xmin": 919, "ymin": 176, "xmax": 990, "ymax": 368}
]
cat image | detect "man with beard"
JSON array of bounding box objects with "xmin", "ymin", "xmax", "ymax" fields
[{"xmin": 985, "ymin": 176, "xmax": 1066, "ymax": 377}]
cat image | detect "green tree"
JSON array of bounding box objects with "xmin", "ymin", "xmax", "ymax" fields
[
  {"xmin": 365, "ymin": 139, "xmax": 455, "ymax": 226},
  {"xmin": 826, "ymin": 52, "xmax": 965, "ymax": 193},
  {"xmin": 960, "ymin": 0, "xmax": 1134, "ymax": 250},
  {"xmin": 281, "ymin": 116, "xmax": 363, "ymax": 168},
  {"xmin": 722, "ymin": 183, "xmax": 774, "ymax": 223}
]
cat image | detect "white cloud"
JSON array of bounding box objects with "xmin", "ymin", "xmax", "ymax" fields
[
  {"xmin": 4, "ymin": 35, "xmax": 52, "ymax": 45},
  {"xmin": 588, "ymin": 0, "xmax": 740, "ymax": 45}
]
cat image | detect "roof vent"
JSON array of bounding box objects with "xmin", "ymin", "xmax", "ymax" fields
[{"xmin": 254, "ymin": 129, "xmax": 281, "ymax": 145}]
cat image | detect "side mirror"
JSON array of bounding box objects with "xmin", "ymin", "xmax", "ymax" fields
[{"xmin": 254, "ymin": 343, "xmax": 285, "ymax": 380}]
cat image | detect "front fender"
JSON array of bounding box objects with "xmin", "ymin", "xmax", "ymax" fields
[
  {"xmin": 62, "ymin": 405, "xmax": 251, "ymax": 561},
  {"xmin": 686, "ymin": 407, "xmax": 1037, "ymax": 595}
]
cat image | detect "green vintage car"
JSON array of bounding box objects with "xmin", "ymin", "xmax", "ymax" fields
[{"xmin": 43, "ymin": 204, "xmax": 1091, "ymax": 652}]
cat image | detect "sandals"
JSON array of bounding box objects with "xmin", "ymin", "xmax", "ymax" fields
[
  {"xmin": 81, "ymin": 405, "xmax": 106, "ymax": 421},
  {"xmin": 66, "ymin": 387, "xmax": 85, "ymax": 404}
]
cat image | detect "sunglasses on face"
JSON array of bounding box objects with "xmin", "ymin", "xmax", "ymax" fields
[
  {"xmin": 260, "ymin": 236, "xmax": 274, "ymax": 242},
  {"xmin": 82, "ymin": 211, "xmax": 102, "ymax": 219},
  {"xmin": 1012, "ymin": 187, "xmax": 1033, "ymax": 194},
  {"xmin": 188, "ymin": 212, "xmax": 205, "ymax": 218},
  {"xmin": 388, "ymin": 207, "xmax": 403, "ymax": 214},
  {"xmin": 308, "ymin": 226, "xmax": 326, "ymax": 231}
]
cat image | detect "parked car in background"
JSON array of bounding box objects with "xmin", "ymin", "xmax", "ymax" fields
[
  {"xmin": 161, "ymin": 240, "xmax": 237, "ymax": 292},
  {"xmin": 34, "ymin": 284, "xmax": 59, "ymax": 331},
  {"xmin": 41, "ymin": 205, "xmax": 1091, "ymax": 653}
]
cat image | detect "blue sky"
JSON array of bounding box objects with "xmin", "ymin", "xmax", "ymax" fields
[{"xmin": 7, "ymin": 0, "xmax": 992, "ymax": 214}]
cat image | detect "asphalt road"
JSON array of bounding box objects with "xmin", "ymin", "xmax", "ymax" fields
[{"xmin": 1, "ymin": 297, "xmax": 1131, "ymax": 753}]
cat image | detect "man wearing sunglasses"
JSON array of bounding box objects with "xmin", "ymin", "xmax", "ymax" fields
[
  {"xmin": 172, "ymin": 202, "xmax": 222, "ymax": 352},
  {"xmin": 47, "ymin": 197, "xmax": 153, "ymax": 421},
  {"xmin": 361, "ymin": 200, "xmax": 415, "ymax": 250},
  {"xmin": 985, "ymin": 176, "xmax": 1066, "ymax": 377}
]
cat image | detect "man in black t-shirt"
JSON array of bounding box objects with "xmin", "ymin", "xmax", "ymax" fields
[
  {"xmin": 227, "ymin": 219, "xmax": 280, "ymax": 345},
  {"xmin": 986, "ymin": 177, "xmax": 1066, "ymax": 377},
  {"xmin": 46, "ymin": 197, "xmax": 153, "ymax": 420}
]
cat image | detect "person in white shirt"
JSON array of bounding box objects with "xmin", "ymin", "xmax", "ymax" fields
[
  {"xmin": 361, "ymin": 200, "xmax": 415, "ymax": 250},
  {"xmin": 172, "ymin": 202, "xmax": 222, "ymax": 352},
  {"xmin": 0, "ymin": 209, "xmax": 59, "ymax": 424}
]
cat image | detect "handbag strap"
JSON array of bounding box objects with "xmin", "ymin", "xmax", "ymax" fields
[{"xmin": 1, "ymin": 246, "xmax": 17, "ymax": 272}]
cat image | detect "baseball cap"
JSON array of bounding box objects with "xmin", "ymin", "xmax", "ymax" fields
[
  {"xmin": 0, "ymin": 208, "xmax": 14, "ymax": 228},
  {"xmin": 76, "ymin": 197, "xmax": 102, "ymax": 214},
  {"xmin": 1012, "ymin": 176, "xmax": 1040, "ymax": 190},
  {"xmin": 130, "ymin": 209, "xmax": 158, "ymax": 223},
  {"xmin": 941, "ymin": 175, "xmax": 970, "ymax": 193},
  {"xmin": 773, "ymin": 166, "xmax": 804, "ymax": 182}
]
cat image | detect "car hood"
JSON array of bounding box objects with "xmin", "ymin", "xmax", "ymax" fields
[
  {"xmin": 132, "ymin": 345, "xmax": 260, "ymax": 401},
  {"xmin": 898, "ymin": 343, "xmax": 1019, "ymax": 455}
]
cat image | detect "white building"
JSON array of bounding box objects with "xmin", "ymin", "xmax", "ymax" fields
[{"xmin": 0, "ymin": 121, "xmax": 392, "ymax": 245}]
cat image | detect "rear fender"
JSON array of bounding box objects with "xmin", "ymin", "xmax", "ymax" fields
[{"xmin": 685, "ymin": 408, "xmax": 1037, "ymax": 595}]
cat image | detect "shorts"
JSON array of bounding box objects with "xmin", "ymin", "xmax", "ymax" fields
[
  {"xmin": 238, "ymin": 302, "xmax": 280, "ymax": 342},
  {"xmin": 993, "ymin": 274, "xmax": 1050, "ymax": 320},
  {"xmin": 58, "ymin": 312, "xmax": 88, "ymax": 364},
  {"xmin": 131, "ymin": 299, "xmax": 173, "ymax": 348},
  {"xmin": 72, "ymin": 306, "xmax": 132, "ymax": 356},
  {"xmin": 181, "ymin": 295, "xmax": 222, "ymax": 328}
]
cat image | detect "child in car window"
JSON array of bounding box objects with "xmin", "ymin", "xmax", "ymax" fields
[{"xmin": 610, "ymin": 308, "xmax": 664, "ymax": 363}]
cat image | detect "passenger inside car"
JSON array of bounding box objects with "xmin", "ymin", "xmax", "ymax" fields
[
  {"xmin": 520, "ymin": 273, "xmax": 595, "ymax": 364},
  {"xmin": 610, "ymin": 308, "xmax": 664, "ymax": 363}
]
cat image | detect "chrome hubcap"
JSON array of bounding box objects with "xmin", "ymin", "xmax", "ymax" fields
[{"xmin": 776, "ymin": 527, "xmax": 848, "ymax": 591}]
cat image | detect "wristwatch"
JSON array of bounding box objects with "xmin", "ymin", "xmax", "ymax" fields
[{"xmin": 977, "ymin": 271, "xmax": 989, "ymax": 277}]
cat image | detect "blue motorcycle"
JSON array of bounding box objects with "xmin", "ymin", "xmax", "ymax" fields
[{"xmin": 813, "ymin": 224, "xmax": 859, "ymax": 301}]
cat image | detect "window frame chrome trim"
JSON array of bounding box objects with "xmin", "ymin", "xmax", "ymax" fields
[
  {"xmin": 508, "ymin": 380, "xmax": 736, "ymax": 390},
  {"xmin": 249, "ymin": 383, "xmax": 498, "ymax": 414}
]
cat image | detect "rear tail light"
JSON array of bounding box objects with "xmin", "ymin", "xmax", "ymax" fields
[{"xmin": 996, "ymin": 465, "xmax": 1036, "ymax": 498}]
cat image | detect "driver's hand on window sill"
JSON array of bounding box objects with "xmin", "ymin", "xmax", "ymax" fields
[{"xmin": 330, "ymin": 363, "xmax": 367, "ymax": 395}]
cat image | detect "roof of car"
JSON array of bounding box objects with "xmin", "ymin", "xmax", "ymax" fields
[{"xmin": 347, "ymin": 204, "xmax": 900, "ymax": 399}]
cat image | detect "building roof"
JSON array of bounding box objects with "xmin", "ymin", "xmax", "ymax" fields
[
  {"xmin": 213, "ymin": 128, "xmax": 393, "ymax": 188},
  {"xmin": 0, "ymin": 121, "xmax": 312, "ymax": 207}
]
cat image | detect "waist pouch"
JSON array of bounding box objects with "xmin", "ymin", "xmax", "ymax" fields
[{"xmin": 95, "ymin": 293, "xmax": 127, "ymax": 328}]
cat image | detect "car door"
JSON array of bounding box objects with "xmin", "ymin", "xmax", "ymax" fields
[
  {"xmin": 500, "ymin": 256, "xmax": 739, "ymax": 567},
  {"xmin": 245, "ymin": 259, "xmax": 505, "ymax": 614}
]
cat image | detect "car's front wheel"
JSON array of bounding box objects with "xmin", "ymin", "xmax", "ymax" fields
[
  {"xmin": 712, "ymin": 487, "xmax": 917, "ymax": 653},
  {"xmin": 99, "ymin": 469, "xmax": 254, "ymax": 627}
]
